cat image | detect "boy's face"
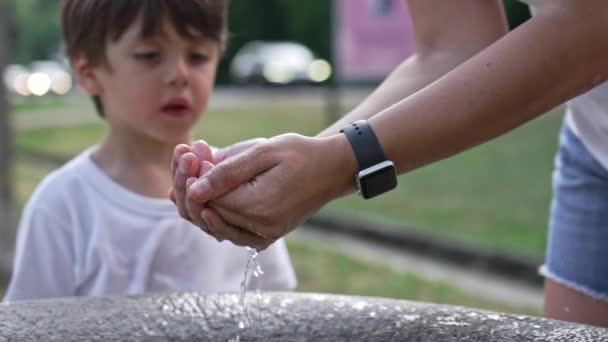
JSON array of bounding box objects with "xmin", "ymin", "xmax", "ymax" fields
[{"xmin": 76, "ymin": 16, "xmax": 220, "ymax": 145}]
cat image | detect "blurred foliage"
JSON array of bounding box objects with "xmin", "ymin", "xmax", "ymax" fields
[
  {"xmin": 8, "ymin": 0, "xmax": 528, "ymax": 82},
  {"xmin": 8, "ymin": 0, "xmax": 62, "ymax": 65}
]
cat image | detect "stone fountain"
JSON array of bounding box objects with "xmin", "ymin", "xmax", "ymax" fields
[{"xmin": 1, "ymin": 292, "xmax": 607, "ymax": 341}]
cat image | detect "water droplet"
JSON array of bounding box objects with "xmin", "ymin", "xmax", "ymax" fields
[
  {"xmin": 353, "ymin": 301, "xmax": 368, "ymax": 310},
  {"xmin": 231, "ymin": 247, "xmax": 264, "ymax": 342},
  {"xmin": 401, "ymin": 314, "xmax": 419, "ymax": 322}
]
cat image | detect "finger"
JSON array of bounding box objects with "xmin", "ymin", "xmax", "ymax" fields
[
  {"xmin": 168, "ymin": 187, "xmax": 176, "ymax": 203},
  {"xmin": 201, "ymin": 208, "xmax": 271, "ymax": 250},
  {"xmin": 192, "ymin": 140, "xmax": 214, "ymax": 170},
  {"xmin": 171, "ymin": 144, "xmax": 192, "ymax": 180},
  {"xmin": 189, "ymin": 143, "xmax": 278, "ymax": 203},
  {"xmin": 174, "ymin": 153, "xmax": 200, "ymax": 221},
  {"xmin": 185, "ymin": 161, "xmax": 219, "ymax": 238},
  {"xmin": 207, "ymin": 201, "xmax": 271, "ymax": 239},
  {"xmin": 170, "ymin": 144, "xmax": 193, "ymax": 205},
  {"xmin": 186, "ymin": 180, "xmax": 214, "ymax": 238},
  {"xmin": 214, "ymin": 138, "xmax": 267, "ymax": 163}
]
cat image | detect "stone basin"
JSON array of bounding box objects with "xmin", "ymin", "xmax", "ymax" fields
[{"xmin": 0, "ymin": 292, "xmax": 607, "ymax": 341}]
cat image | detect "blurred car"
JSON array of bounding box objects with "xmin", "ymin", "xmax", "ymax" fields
[
  {"xmin": 230, "ymin": 41, "xmax": 332, "ymax": 85},
  {"xmin": 3, "ymin": 60, "xmax": 72, "ymax": 97}
]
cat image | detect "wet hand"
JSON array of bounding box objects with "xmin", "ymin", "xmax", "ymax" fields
[{"xmin": 185, "ymin": 133, "xmax": 355, "ymax": 250}]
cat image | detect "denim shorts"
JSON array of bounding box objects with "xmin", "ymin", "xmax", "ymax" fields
[{"xmin": 540, "ymin": 123, "xmax": 608, "ymax": 302}]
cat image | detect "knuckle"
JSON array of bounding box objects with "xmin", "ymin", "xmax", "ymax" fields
[{"xmin": 214, "ymin": 161, "xmax": 243, "ymax": 190}]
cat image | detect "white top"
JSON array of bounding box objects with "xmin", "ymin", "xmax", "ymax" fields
[
  {"xmin": 565, "ymin": 85, "xmax": 608, "ymax": 170},
  {"xmin": 519, "ymin": 0, "xmax": 608, "ymax": 170},
  {"xmin": 4, "ymin": 148, "xmax": 296, "ymax": 301}
]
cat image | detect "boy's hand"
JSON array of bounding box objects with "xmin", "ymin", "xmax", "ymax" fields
[
  {"xmin": 169, "ymin": 141, "xmax": 218, "ymax": 238},
  {"xmin": 172, "ymin": 138, "xmax": 275, "ymax": 249},
  {"xmin": 183, "ymin": 133, "xmax": 350, "ymax": 250},
  {"xmin": 171, "ymin": 138, "xmax": 266, "ymax": 216},
  {"xmin": 169, "ymin": 144, "xmax": 197, "ymax": 216}
]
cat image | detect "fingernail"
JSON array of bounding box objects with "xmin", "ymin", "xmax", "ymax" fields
[{"xmin": 191, "ymin": 178, "xmax": 211, "ymax": 197}]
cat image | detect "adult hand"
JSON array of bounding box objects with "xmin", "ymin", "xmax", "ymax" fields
[
  {"xmin": 170, "ymin": 138, "xmax": 267, "ymax": 206},
  {"xmin": 184, "ymin": 133, "xmax": 357, "ymax": 250},
  {"xmin": 171, "ymin": 138, "xmax": 272, "ymax": 246}
]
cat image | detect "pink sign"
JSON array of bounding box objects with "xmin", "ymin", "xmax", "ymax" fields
[{"xmin": 334, "ymin": 0, "xmax": 415, "ymax": 81}]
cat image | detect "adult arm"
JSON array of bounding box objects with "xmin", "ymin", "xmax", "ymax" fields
[
  {"xmin": 182, "ymin": 0, "xmax": 608, "ymax": 249},
  {"xmin": 319, "ymin": 0, "xmax": 509, "ymax": 136}
]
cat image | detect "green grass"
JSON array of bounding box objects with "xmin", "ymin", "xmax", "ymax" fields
[
  {"xmin": 287, "ymin": 238, "xmax": 539, "ymax": 316},
  {"xmin": 10, "ymin": 96, "xmax": 69, "ymax": 113},
  {"xmin": 14, "ymin": 161, "xmax": 56, "ymax": 208},
  {"xmin": 17, "ymin": 123, "xmax": 106, "ymax": 158},
  {"xmin": 14, "ymin": 97, "xmax": 562, "ymax": 258}
]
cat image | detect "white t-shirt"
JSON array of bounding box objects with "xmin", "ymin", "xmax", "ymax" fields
[
  {"xmin": 519, "ymin": 0, "xmax": 608, "ymax": 170},
  {"xmin": 4, "ymin": 148, "xmax": 296, "ymax": 301}
]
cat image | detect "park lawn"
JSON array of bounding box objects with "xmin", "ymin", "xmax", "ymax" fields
[
  {"xmin": 287, "ymin": 238, "xmax": 539, "ymax": 316},
  {"xmin": 11, "ymin": 161, "xmax": 538, "ymax": 316},
  {"xmin": 14, "ymin": 97, "xmax": 562, "ymax": 258}
]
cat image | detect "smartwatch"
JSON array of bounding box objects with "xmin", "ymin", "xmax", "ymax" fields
[{"xmin": 340, "ymin": 120, "xmax": 397, "ymax": 199}]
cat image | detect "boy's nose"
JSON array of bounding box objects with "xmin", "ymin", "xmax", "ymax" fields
[{"xmin": 168, "ymin": 58, "xmax": 190, "ymax": 87}]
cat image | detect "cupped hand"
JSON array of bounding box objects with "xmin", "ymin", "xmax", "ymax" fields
[
  {"xmin": 169, "ymin": 141, "xmax": 221, "ymax": 237},
  {"xmin": 171, "ymin": 138, "xmax": 273, "ymax": 247},
  {"xmin": 185, "ymin": 133, "xmax": 357, "ymax": 250}
]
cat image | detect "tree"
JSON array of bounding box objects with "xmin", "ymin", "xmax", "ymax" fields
[
  {"xmin": 9, "ymin": 0, "xmax": 61, "ymax": 64},
  {"xmin": 0, "ymin": 0, "xmax": 16, "ymax": 283}
]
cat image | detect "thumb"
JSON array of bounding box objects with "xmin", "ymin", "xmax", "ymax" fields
[{"xmin": 188, "ymin": 144, "xmax": 277, "ymax": 202}]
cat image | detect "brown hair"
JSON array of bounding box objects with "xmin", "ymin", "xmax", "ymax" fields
[{"xmin": 60, "ymin": 0, "xmax": 229, "ymax": 116}]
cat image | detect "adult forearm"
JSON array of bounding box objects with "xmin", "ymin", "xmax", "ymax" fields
[
  {"xmin": 319, "ymin": 0, "xmax": 509, "ymax": 138},
  {"xmin": 370, "ymin": 5, "xmax": 608, "ymax": 174}
]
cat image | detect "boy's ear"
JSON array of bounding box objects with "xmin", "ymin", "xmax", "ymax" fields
[{"xmin": 72, "ymin": 55, "xmax": 102, "ymax": 96}]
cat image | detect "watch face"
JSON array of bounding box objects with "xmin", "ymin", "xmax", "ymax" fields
[{"xmin": 358, "ymin": 161, "xmax": 397, "ymax": 199}]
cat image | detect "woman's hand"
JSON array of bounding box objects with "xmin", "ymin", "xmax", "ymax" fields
[{"xmin": 176, "ymin": 133, "xmax": 356, "ymax": 250}]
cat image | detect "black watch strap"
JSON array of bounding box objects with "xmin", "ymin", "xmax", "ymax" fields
[{"xmin": 340, "ymin": 120, "xmax": 386, "ymax": 170}]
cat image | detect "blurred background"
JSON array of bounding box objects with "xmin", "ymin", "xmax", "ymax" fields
[{"xmin": 0, "ymin": 0, "xmax": 556, "ymax": 316}]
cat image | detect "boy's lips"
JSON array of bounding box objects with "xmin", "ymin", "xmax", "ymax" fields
[{"xmin": 161, "ymin": 98, "xmax": 192, "ymax": 117}]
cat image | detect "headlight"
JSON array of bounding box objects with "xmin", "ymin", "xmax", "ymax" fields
[
  {"xmin": 308, "ymin": 59, "xmax": 332, "ymax": 83},
  {"xmin": 50, "ymin": 71, "xmax": 73, "ymax": 95},
  {"xmin": 27, "ymin": 73, "xmax": 52, "ymax": 96},
  {"xmin": 14, "ymin": 73, "xmax": 32, "ymax": 96}
]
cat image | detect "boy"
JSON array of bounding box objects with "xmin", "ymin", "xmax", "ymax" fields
[{"xmin": 4, "ymin": 0, "xmax": 296, "ymax": 301}]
